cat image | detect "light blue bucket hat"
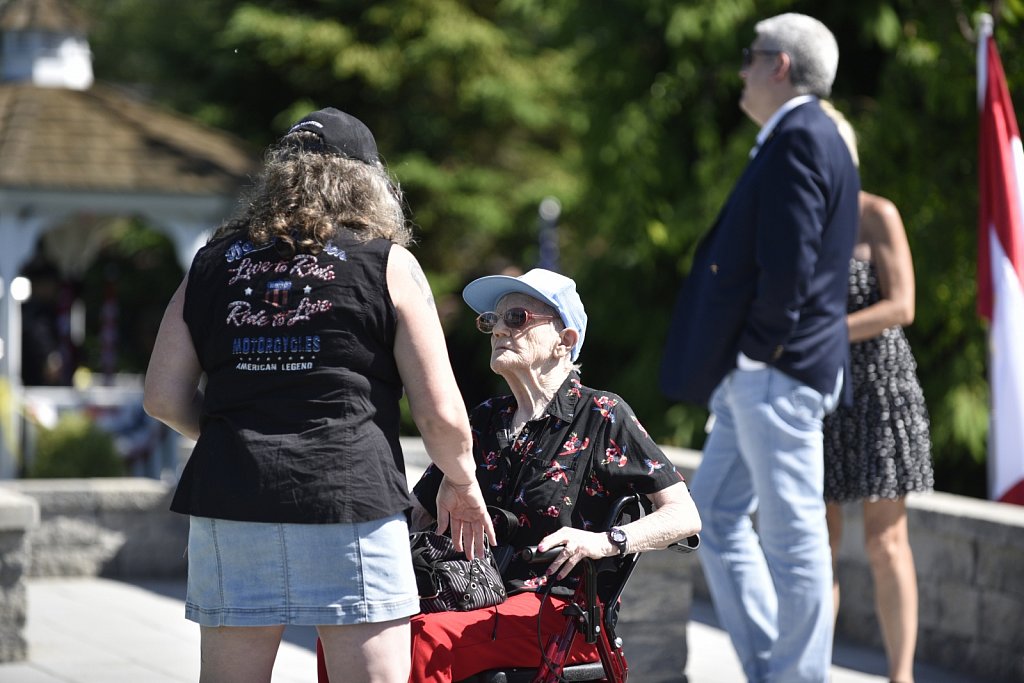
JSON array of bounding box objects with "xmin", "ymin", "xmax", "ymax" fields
[{"xmin": 462, "ymin": 268, "xmax": 588, "ymax": 361}]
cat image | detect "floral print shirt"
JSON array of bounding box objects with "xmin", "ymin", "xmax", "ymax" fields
[{"xmin": 413, "ymin": 371, "xmax": 684, "ymax": 594}]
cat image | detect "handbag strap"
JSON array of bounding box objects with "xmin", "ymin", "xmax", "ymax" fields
[{"xmin": 487, "ymin": 505, "xmax": 520, "ymax": 544}]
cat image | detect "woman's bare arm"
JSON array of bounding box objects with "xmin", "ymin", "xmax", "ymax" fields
[
  {"xmin": 847, "ymin": 193, "xmax": 916, "ymax": 343},
  {"xmin": 388, "ymin": 244, "xmax": 495, "ymax": 556},
  {"xmin": 537, "ymin": 480, "xmax": 702, "ymax": 578},
  {"xmin": 143, "ymin": 278, "xmax": 204, "ymax": 440},
  {"xmin": 616, "ymin": 481, "xmax": 702, "ymax": 553}
]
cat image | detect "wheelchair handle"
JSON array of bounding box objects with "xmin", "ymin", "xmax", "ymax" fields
[
  {"xmin": 518, "ymin": 493, "xmax": 651, "ymax": 566},
  {"xmin": 668, "ymin": 533, "xmax": 701, "ymax": 553},
  {"xmin": 519, "ymin": 546, "xmax": 564, "ymax": 564}
]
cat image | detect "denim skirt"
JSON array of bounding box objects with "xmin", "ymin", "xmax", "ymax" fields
[{"xmin": 185, "ymin": 513, "xmax": 420, "ymax": 627}]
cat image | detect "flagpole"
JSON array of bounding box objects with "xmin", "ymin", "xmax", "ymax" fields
[
  {"xmin": 976, "ymin": 13, "xmax": 992, "ymax": 110},
  {"xmin": 977, "ymin": 10, "xmax": 994, "ymax": 503}
]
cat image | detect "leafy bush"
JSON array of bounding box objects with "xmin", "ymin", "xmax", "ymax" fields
[{"xmin": 29, "ymin": 413, "xmax": 124, "ymax": 478}]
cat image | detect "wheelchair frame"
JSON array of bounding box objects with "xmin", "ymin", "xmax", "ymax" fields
[
  {"xmin": 316, "ymin": 494, "xmax": 699, "ymax": 683},
  {"xmin": 524, "ymin": 536, "xmax": 635, "ymax": 682},
  {"xmin": 465, "ymin": 494, "xmax": 699, "ymax": 683}
]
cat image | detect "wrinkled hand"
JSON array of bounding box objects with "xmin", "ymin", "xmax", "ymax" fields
[
  {"xmin": 537, "ymin": 527, "xmax": 613, "ymax": 580},
  {"xmin": 435, "ymin": 477, "xmax": 496, "ymax": 561}
]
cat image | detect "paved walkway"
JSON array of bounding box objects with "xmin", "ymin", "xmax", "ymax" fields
[{"xmin": 0, "ymin": 574, "xmax": 985, "ymax": 683}]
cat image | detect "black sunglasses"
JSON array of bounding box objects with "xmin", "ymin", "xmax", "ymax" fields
[
  {"xmin": 476, "ymin": 308, "xmax": 558, "ymax": 333},
  {"xmin": 741, "ymin": 47, "xmax": 781, "ymax": 68}
]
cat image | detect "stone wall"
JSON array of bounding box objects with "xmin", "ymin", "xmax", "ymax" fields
[
  {"xmin": 4, "ymin": 478, "xmax": 187, "ymax": 579},
  {"xmin": 662, "ymin": 446, "xmax": 1024, "ymax": 683},
  {"xmin": 834, "ymin": 491, "xmax": 1024, "ymax": 683},
  {"xmin": 4, "ymin": 438, "xmax": 1024, "ymax": 681},
  {"xmin": 0, "ymin": 486, "xmax": 39, "ymax": 662}
]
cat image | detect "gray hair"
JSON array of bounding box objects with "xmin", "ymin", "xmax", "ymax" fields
[{"xmin": 755, "ymin": 13, "xmax": 839, "ymax": 98}]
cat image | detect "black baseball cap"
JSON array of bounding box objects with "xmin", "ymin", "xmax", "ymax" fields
[{"xmin": 285, "ymin": 107, "xmax": 379, "ymax": 164}]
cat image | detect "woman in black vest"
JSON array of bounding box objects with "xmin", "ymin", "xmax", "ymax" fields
[{"xmin": 144, "ymin": 108, "xmax": 493, "ymax": 683}]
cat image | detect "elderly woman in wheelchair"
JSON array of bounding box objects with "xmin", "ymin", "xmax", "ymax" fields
[{"xmin": 405, "ymin": 269, "xmax": 702, "ymax": 683}]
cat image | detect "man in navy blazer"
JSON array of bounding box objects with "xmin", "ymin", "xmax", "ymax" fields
[{"xmin": 660, "ymin": 14, "xmax": 859, "ymax": 683}]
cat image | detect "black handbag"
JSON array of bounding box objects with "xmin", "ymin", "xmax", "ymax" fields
[{"xmin": 409, "ymin": 531, "xmax": 507, "ymax": 613}]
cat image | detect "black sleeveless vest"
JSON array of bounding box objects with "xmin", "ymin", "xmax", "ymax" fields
[{"xmin": 170, "ymin": 231, "xmax": 414, "ymax": 523}]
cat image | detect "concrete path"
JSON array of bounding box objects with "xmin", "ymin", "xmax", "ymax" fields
[{"xmin": 0, "ymin": 574, "xmax": 986, "ymax": 683}]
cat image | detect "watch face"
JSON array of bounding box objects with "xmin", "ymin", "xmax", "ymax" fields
[{"xmin": 609, "ymin": 527, "xmax": 627, "ymax": 552}]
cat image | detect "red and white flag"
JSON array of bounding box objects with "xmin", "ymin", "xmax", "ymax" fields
[{"xmin": 978, "ymin": 15, "xmax": 1024, "ymax": 505}]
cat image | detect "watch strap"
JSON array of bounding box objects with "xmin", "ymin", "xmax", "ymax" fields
[{"xmin": 607, "ymin": 526, "xmax": 628, "ymax": 555}]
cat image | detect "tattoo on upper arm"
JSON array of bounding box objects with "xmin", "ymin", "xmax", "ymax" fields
[{"xmin": 407, "ymin": 257, "xmax": 436, "ymax": 310}]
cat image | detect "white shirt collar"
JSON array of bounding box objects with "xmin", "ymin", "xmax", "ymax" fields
[{"xmin": 754, "ymin": 94, "xmax": 817, "ymax": 151}]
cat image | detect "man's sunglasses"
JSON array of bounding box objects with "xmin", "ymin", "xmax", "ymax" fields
[
  {"xmin": 476, "ymin": 308, "xmax": 558, "ymax": 333},
  {"xmin": 741, "ymin": 47, "xmax": 781, "ymax": 68}
]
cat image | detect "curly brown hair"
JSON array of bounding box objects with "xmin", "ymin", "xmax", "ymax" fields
[{"xmin": 214, "ymin": 131, "xmax": 412, "ymax": 255}]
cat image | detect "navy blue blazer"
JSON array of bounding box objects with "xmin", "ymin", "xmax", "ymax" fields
[{"xmin": 660, "ymin": 100, "xmax": 860, "ymax": 406}]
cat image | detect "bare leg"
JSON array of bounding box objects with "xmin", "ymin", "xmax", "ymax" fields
[
  {"xmin": 199, "ymin": 625, "xmax": 284, "ymax": 683},
  {"xmin": 318, "ymin": 618, "xmax": 411, "ymax": 683},
  {"xmin": 826, "ymin": 502, "xmax": 844, "ymax": 626},
  {"xmin": 863, "ymin": 498, "xmax": 917, "ymax": 683}
]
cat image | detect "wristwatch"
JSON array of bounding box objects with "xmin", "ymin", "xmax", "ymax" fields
[{"xmin": 607, "ymin": 526, "xmax": 628, "ymax": 556}]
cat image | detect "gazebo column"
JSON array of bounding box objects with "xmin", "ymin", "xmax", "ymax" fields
[
  {"xmin": 142, "ymin": 216, "xmax": 213, "ymax": 272},
  {"xmin": 0, "ymin": 211, "xmax": 49, "ymax": 478}
]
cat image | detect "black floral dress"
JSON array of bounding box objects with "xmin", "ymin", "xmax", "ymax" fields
[{"xmin": 823, "ymin": 259, "xmax": 934, "ymax": 503}]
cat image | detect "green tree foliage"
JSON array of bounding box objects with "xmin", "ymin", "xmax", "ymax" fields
[
  {"xmin": 81, "ymin": 0, "xmax": 582, "ymax": 292},
  {"xmin": 80, "ymin": 0, "xmax": 1024, "ymax": 497},
  {"xmin": 536, "ymin": 0, "xmax": 1020, "ymax": 498}
]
